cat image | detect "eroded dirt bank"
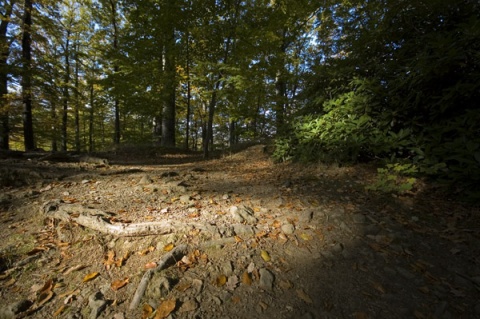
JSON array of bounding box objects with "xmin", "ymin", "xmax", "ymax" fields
[{"xmin": 0, "ymin": 145, "xmax": 479, "ymax": 319}]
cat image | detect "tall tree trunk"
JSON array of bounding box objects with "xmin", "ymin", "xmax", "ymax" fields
[
  {"xmin": 51, "ymin": 101, "xmax": 57, "ymax": 151},
  {"xmin": 74, "ymin": 45, "xmax": 80, "ymax": 152},
  {"xmin": 61, "ymin": 32, "xmax": 71, "ymax": 151},
  {"xmin": 22, "ymin": 0, "xmax": 34, "ymax": 151},
  {"xmin": 110, "ymin": 0, "xmax": 120, "ymax": 145},
  {"xmin": 0, "ymin": 0, "xmax": 14, "ymax": 150},
  {"xmin": 88, "ymin": 82, "xmax": 94, "ymax": 152},
  {"xmin": 160, "ymin": 3, "xmax": 176, "ymax": 148},
  {"xmin": 184, "ymin": 33, "xmax": 191, "ymax": 150}
]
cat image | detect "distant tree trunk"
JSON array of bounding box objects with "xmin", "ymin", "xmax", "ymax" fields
[
  {"xmin": 229, "ymin": 120, "xmax": 236, "ymax": 147},
  {"xmin": 51, "ymin": 101, "xmax": 58, "ymax": 151},
  {"xmin": 22, "ymin": 0, "xmax": 34, "ymax": 151},
  {"xmin": 203, "ymin": 86, "xmax": 218, "ymax": 158},
  {"xmin": 61, "ymin": 31, "xmax": 71, "ymax": 151},
  {"xmin": 0, "ymin": 0, "xmax": 14, "ymax": 150},
  {"xmin": 74, "ymin": 45, "xmax": 80, "ymax": 152},
  {"xmin": 274, "ymin": 37, "xmax": 288, "ymax": 136},
  {"xmin": 160, "ymin": 4, "xmax": 176, "ymax": 148},
  {"xmin": 184, "ymin": 34, "xmax": 191, "ymax": 150},
  {"xmin": 110, "ymin": 0, "xmax": 121, "ymax": 145},
  {"xmin": 88, "ymin": 81, "xmax": 94, "ymax": 152}
]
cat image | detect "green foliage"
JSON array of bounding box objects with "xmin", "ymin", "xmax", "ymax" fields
[{"xmin": 366, "ymin": 163, "xmax": 418, "ymax": 194}]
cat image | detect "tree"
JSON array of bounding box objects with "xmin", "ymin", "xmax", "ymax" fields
[
  {"xmin": 22, "ymin": 0, "xmax": 34, "ymax": 151},
  {"xmin": 0, "ymin": 0, "xmax": 16, "ymax": 150}
]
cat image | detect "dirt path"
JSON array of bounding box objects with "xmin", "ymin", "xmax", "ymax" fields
[{"xmin": 0, "ymin": 145, "xmax": 479, "ymax": 319}]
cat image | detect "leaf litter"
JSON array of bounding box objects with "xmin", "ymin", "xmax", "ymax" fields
[{"xmin": 0, "ymin": 145, "xmax": 479, "ymax": 318}]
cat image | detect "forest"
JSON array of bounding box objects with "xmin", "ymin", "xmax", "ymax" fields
[{"xmin": 1, "ymin": 0, "xmax": 479, "ymax": 198}]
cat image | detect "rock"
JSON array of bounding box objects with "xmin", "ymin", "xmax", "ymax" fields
[
  {"xmin": 180, "ymin": 194, "xmax": 191, "ymax": 204},
  {"xmin": 178, "ymin": 298, "xmax": 198, "ymax": 313},
  {"xmin": 474, "ymin": 303, "xmax": 480, "ymax": 315},
  {"xmin": 88, "ymin": 291, "xmax": 107, "ymax": 319},
  {"xmin": 395, "ymin": 266, "xmax": 416, "ymax": 280},
  {"xmin": 299, "ymin": 211, "xmax": 313, "ymax": 223},
  {"xmin": 259, "ymin": 268, "xmax": 274, "ymax": 291},
  {"xmin": 281, "ymin": 223, "xmax": 295, "ymax": 235},
  {"xmin": 139, "ymin": 174, "xmax": 153, "ymax": 185},
  {"xmin": 331, "ymin": 243, "xmax": 344, "ymax": 253},
  {"xmin": 230, "ymin": 207, "xmax": 244, "ymax": 223},
  {"xmin": 0, "ymin": 299, "xmax": 32, "ymax": 318},
  {"xmin": 352, "ymin": 213, "xmax": 366, "ymax": 224},
  {"xmin": 233, "ymin": 224, "xmax": 255, "ymax": 236},
  {"xmin": 222, "ymin": 261, "xmax": 234, "ymax": 276}
]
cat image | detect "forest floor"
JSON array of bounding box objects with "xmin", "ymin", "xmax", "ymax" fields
[{"xmin": 0, "ymin": 145, "xmax": 479, "ymax": 319}]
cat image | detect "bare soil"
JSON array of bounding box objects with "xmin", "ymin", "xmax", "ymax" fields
[{"xmin": 0, "ymin": 145, "xmax": 479, "ymax": 319}]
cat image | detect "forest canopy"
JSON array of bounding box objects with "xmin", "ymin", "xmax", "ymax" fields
[{"xmin": 0, "ymin": 0, "xmax": 479, "ymax": 196}]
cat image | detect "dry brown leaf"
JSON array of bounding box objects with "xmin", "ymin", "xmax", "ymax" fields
[
  {"xmin": 83, "ymin": 272, "xmax": 99, "ymax": 283},
  {"xmin": 353, "ymin": 311, "xmax": 369, "ymax": 319},
  {"xmin": 175, "ymin": 282, "xmax": 192, "ymax": 292},
  {"xmin": 53, "ymin": 305, "xmax": 66, "ymax": 317},
  {"xmin": 241, "ymin": 271, "xmax": 252, "ymax": 286},
  {"xmin": 37, "ymin": 290, "xmax": 54, "ymax": 307},
  {"xmin": 63, "ymin": 264, "xmax": 87, "ymax": 275},
  {"xmin": 300, "ymin": 233, "xmax": 312, "ymax": 241},
  {"xmin": 234, "ymin": 235, "xmax": 243, "ymax": 243},
  {"xmin": 260, "ymin": 250, "xmax": 271, "ymax": 262},
  {"xmin": 111, "ymin": 278, "xmax": 129, "ymax": 291},
  {"xmin": 142, "ymin": 303, "xmax": 153, "ymax": 319},
  {"xmin": 145, "ymin": 262, "xmax": 157, "ymax": 269},
  {"xmin": 296, "ymin": 288, "xmax": 313, "ymax": 304},
  {"xmin": 215, "ymin": 275, "xmax": 227, "ymax": 287},
  {"xmin": 155, "ymin": 299, "xmax": 176, "ymax": 319},
  {"xmin": 163, "ymin": 243, "xmax": 174, "ymax": 252},
  {"xmin": 372, "ymin": 281, "xmax": 386, "ymax": 294},
  {"xmin": 138, "ymin": 246, "xmax": 155, "ymax": 255}
]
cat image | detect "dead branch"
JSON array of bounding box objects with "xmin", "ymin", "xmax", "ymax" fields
[
  {"xmin": 128, "ymin": 244, "xmax": 188, "ymax": 310},
  {"xmin": 42, "ymin": 201, "xmax": 207, "ymax": 237}
]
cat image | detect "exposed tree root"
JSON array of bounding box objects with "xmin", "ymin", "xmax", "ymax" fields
[
  {"xmin": 128, "ymin": 244, "xmax": 188, "ymax": 310},
  {"xmin": 42, "ymin": 201, "xmax": 208, "ymax": 237}
]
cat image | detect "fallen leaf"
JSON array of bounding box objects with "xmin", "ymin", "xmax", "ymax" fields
[
  {"xmin": 53, "ymin": 305, "xmax": 66, "ymax": 317},
  {"xmin": 296, "ymin": 288, "xmax": 313, "ymax": 304},
  {"xmin": 216, "ymin": 275, "xmax": 227, "ymax": 287},
  {"xmin": 139, "ymin": 246, "xmax": 156, "ymax": 255},
  {"xmin": 111, "ymin": 278, "xmax": 129, "ymax": 291},
  {"xmin": 241, "ymin": 271, "xmax": 252, "ymax": 286},
  {"xmin": 260, "ymin": 250, "xmax": 271, "ymax": 262},
  {"xmin": 225, "ymin": 275, "xmax": 239, "ymax": 291},
  {"xmin": 37, "ymin": 290, "xmax": 54, "ymax": 307},
  {"xmin": 63, "ymin": 265, "xmax": 87, "ymax": 275},
  {"xmin": 175, "ymin": 282, "xmax": 192, "ymax": 292},
  {"xmin": 234, "ymin": 235, "xmax": 243, "ymax": 243},
  {"xmin": 163, "ymin": 243, "xmax": 174, "ymax": 252},
  {"xmin": 372, "ymin": 281, "xmax": 386, "ymax": 294},
  {"xmin": 231, "ymin": 296, "xmax": 241, "ymax": 304},
  {"xmin": 155, "ymin": 299, "xmax": 176, "ymax": 319},
  {"xmin": 144, "ymin": 262, "xmax": 157, "ymax": 269},
  {"xmin": 300, "ymin": 233, "xmax": 312, "ymax": 241},
  {"xmin": 83, "ymin": 272, "xmax": 99, "ymax": 283},
  {"xmin": 279, "ymin": 280, "xmax": 293, "ymax": 290},
  {"xmin": 353, "ymin": 311, "xmax": 369, "ymax": 319},
  {"xmin": 142, "ymin": 304, "xmax": 153, "ymax": 319}
]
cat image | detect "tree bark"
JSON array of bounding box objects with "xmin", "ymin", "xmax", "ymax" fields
[
  {"xmin": 61, "ymin": 31, "xmax": 71, "ymax": 151},
  {"xmin": 0, "ymin": 0, "xmax": 14, "ymax": 150},
  {"xmin": 160, "ymin": 2, "xmax": 176, "ymax": 148},
  {"xmin": 22, "ymin": 0, "xmax": 34, "ymax": 151},
  {"xmin": 110, "ymin": 0, "xmax": 121, "ymax": 145}
]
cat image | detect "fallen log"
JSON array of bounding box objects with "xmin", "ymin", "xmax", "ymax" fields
[
  {"xmin": 42, "ymin": 201, "xmax": 207, "ymax": 237},
  {"xmin": 128, "ymin": 244, "xmax": 188, "ymax": 310}
]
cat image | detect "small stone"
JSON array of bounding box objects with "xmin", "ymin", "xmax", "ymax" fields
[
  {"xmin": 259, "ymin": 268, "xmax": 274, "ymax": 291},
  {"xmin": 233, "ymin": 224, "xmax": 255, "ymax": 236},
  {"xmin": 88, "ymin": 292, "xmax": 107, "ymax": 319},
  {"xmin": 281, "ymin": 223, "xmax": 295, "ymax": 235},
  {"xmin": 474, "ymin": 303, "xmax": 480, "ymax": 315},
  {"xmin": 178, "ymin": 299, "xmax": 198, "ymax": 313},
  {"xmin": 396, "ymin": 266, "xmax": 416, "ymax": 280},
  {"xmin": 179, "ymin": 195, "xmax": 191, "ymax": 203},
  {"xmin": 299, "ymin": 211, "xmax": 313, "ymax": 223},
  {"xmin": 139, "ymin": 174, "xmax": 153, "ymax": 185},
  {"xmin": 222, "ymin": 261, "xmax": 234, "ymax": 276},
  {"xmin": 352, "ymin": 213, "xmax": 366, "ymax": 224},
  {"xmin": 332, "ymin": 243, "xmax": 344, "ymax": 253},
  {"xmin": 230, "ymin": 206, "xmax": 244, "ymax": 223},
  {"xmin": 222, "ymin": 194, "xmax": 230, "ymax": 200}
]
